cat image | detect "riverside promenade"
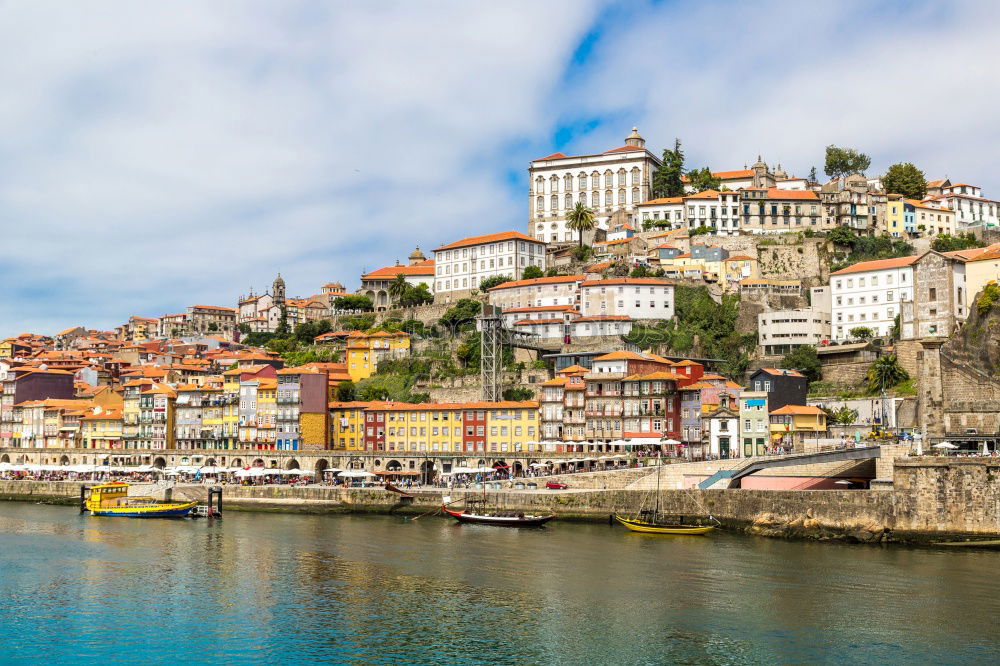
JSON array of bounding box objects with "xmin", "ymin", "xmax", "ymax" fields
[{"xmin": 4, "ymin": 456, "xmax": 1000, "ymax": 544}]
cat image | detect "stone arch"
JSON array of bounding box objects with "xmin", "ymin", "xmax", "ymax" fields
[
  {"xmin": 1, "ymin": 454, "xmax": 9, "ymax": 463},
  {"xmin": 152, "ymin": 457, "xmax": 166, "ymax": 469},
  {"xmin": 384, "ymin": 459, "xmax": 403, "ymax": 471},
  {"xmin": 314, "ymin": 459, "xmax": 329, "ymax": 477},
  {"xmin": 206, "ymin": 458, "xmax": 217, "ymax": 466},
  {"xmin": 269, "ymin": 459, "xmax": 278, "ymax": 468},
  {"xmin": 285, "ymin": 458, "xmax": 300, "ymax": 470},
  {"xmin": 232, "ymin": 458, "xmax": 244, "ymax": 469},
  {"xmin": 253, "ymin": 458, "xmax": 265, "ymax": 467},
  {"xmin": 493, "ymin": 460, "xmax": 507, "ymax": 470},
  {"xmin": 419, "ymin": 460, "xmax": 436, "ymax": 485},
  {"xmin": 511, "ymin": 461, "xmax": 524, "ymax": 476},
  {"xmin": 59, "ymin": 455, "xmax": 70, "ymax": 466}
]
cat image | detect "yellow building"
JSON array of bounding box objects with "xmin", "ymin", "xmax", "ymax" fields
[
  {"xmin": 346, "ymin": 331, "xmax": 410, "ymax": 381},
  {"xmin": 770, "ymin": 405, "xmax": 827, "ymax": 451},
  {"xmin": 383, "ymin": 403, "xmax": 465, "ymax": 453},
  {"xmin": 884, "ymin": 193, "xmax": 905, "ymax": 236},
  {"xmin": 222, "ymin": 369, "xmax": 242, "ymax": 449},
  {"xmin": 484, "ymin": 401, "xmax": 539, "ymax": 454},
  {"xmin": 329, "ymin": 401, "xmax": 371, "ymax": 451},
  {"xmin": 81, "ymin": 407, "xmax": 124, "ymax": 449}
]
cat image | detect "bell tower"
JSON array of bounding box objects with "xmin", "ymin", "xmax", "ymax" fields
[{"xmin": 272, "ymin": 273, "xmax": 286, "ymax": 305}]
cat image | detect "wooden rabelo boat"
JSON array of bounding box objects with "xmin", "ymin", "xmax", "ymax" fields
[
  {"xmin": 614, "ymin": 459, "xmax": 717, "ymax": 536},
  {"xmin": 442, "ymin": 504, "xmax": 556, "ymax": 527}
]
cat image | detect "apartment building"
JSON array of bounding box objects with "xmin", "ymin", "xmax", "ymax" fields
[
  {"xmin": 579, "ymin": 278, "xmax": 674, "ymax": 320},
  {"xmin": 738, "ymin": 391, "xmax": 770, "ymax": 457},
  {"xmin": 433, "ymin": 231, "xmax": 546, "ymax": 302},
  {"xmin": 830, "ymin": 256, "xmax": 917, "ymax": 341},
  {"xmin": 528, "ymin": 128, "xmax": 660, "ymax": 242},
  {"xmin": 758, "ymin": 308, "xmax": 832, "ymax": 355}
]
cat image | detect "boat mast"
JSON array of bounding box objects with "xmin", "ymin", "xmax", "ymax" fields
[{"xmin": 654, "ymin": 456, "xmax": 661, "ymax": 517}]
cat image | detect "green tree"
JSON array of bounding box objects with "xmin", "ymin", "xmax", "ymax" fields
[
  {"xmin": 274, "ymin": 305, "xmax": 290, "ymax": 336},
  {"xmin": 889, "ymin": 314, "xmax": 901, "ymax": 341},
  {"xmin": 630, "ymin": 265, "xmax": 652, "ymax": 278},
  {"xmin": 479, "ymin": 274, "xmax": 513, "ymax": 291},
  {"xmin": 388, "ymin": 274, "xmax": 409, "ymax": 304},
  {"xmin": 565, "ymin": 201, "xmax": 595, "ymax": 247},
  {"xmin": 652, "ymin": 138, "xmax": 685, "ymax": 198},
  {"xmin": 685, "ymin": 166, "xmax": 720, "ymax": 193},
  {"xmin": 335, "ymin": 380, "xmax": 356, "ymax": 402},
  {"xmin": 867, "ymin": 354, "xmax": 909, "ymax": 393},
  {"xmin": 824, "ymin": 145, "xmax": 871, "ymax": 179},
  {"xmin": 822, "ymin": 405, "xmax": 859, "ymax": 425},
  {"xmin": 931, "ymin": 232, "xmax": 980, "ymax": 253},
  {"xmin": 503, "ymin": 386, "xmax": 535, "ymax": 401},
  {"xmin": 827, "ymin": 225, "xmax": 857, "ymax": 247},
  {"xmin": 544, "ymin": 267, "xmax": 562, "ymax": 277},
  {"xmin": 207, "ymin": 322, "xmax": 219, "ymax": 331},
  {"xmin": 333, "ymin": 295, "xmax": 374, "ymax": 312},
  {"xmin": 522, "ymin": 265, "xmax": 544, "ymax": 280},
  {"xmin": 237, "ymin": 323, "xmax": 251, "ymax": 335},
  {"xmin": 439, "ymin": 298, "xmax": 482, "ymax": 334},
  {"xmin": 849, "ymin": 326, "xmax": 875, "ymax": 341},
  {"xmin": 781, "ymin": 345, "xmax": 822, "ymax": 383},
  {"xmin": 338, "ymin": 314, "xmax": 376, "ymax": 331},
  {"xmin": 571, "ymin": 245, "xmax": 594, "ymax": 261},
  {"xmin": 294, "ymin": 319, "xmax": 333, "ymax": 344},
  {"xmin": 689, "ymin": 225, "xmax": 714, "ymax": 237},
  {"xmin": 398, "ymin": 283, "xmax": 433, "ymax": 308},
  {"xmin": 882, "ymin": 162, "xmax": 927, "ymax": 199},
  {"xmin": 808, "ymin": 166, "xmax": 818, "ymax": 182},
  {"xmin": 976, "ymin": 282, "xmax": 1000, "ymax": 316}
]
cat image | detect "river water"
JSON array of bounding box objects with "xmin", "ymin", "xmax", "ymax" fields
[{"xmin": 1, "ymin": 502, "xmax": 998, "ymax": 664}]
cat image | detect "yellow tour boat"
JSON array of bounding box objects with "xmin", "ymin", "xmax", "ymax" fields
[
  {"xmin": 614, "ymin": 513, "xmax": 716, "ymax": 535},
  {"xmin": 83, "ymin": 482, "xmax": 198, "ymax": 518}
]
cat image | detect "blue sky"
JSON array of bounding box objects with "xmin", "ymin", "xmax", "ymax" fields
[{"xmin": 1, "ymin": 0, "xmax": 998, "ymax": 337}]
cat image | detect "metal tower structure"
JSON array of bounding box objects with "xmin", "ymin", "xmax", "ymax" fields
[{"xmin": 478, "ymin": 304, "xmax": 505, "ymax": 402}]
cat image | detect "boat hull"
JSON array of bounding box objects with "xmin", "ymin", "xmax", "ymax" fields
[
  {"xmin": 90, "ymin": 502, "xmax": 198, "ymax": 518},
  {"xmin": 443, "ymin": 506, "xmax": 555, "ymax": 527},
  {"xmin": 614, "ymin": 513, "xmax": 715, "ymax": 535}
]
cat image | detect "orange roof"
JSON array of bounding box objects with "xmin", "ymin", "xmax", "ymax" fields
[
  {"xmin": 770, "ymin": 405, "xmax": 825, "ymax": 416},
  {"xmin": 502, "ymin": 305, "xmax": 576, "ymax": 314},
  {"xmin": 540, "ymin": 377, "xmax": 568, "ymax": 387},
  {"xmin": 488, "ymin": 275, "xmax": 584, "ymax": 291},
  {"xmin": 435, "ymin": 231, "xmax": 542, "ymax": 252},
  {"xmin": 683, "ymin": 190, "xmax": 720, "ymax": 200},
  {"xmin": 594, "ymin": 350, "xmax": 648, "ymax": 361},
  {"xmin": 536, "ymin": 152, "xmax": 568, "ymax": 161},
  {"xmin": 830, "ymin": 255, "xmax": 918, "ymax": 275},
  {"xmin": 580, "ymin": 278, "xmax": 673, "ymax": 288},
  {"xmin": 573, "ymin": 315, "xmax": 631, "ymax": 322},
  {"xmin": 638, "ymin": 197, "xmax": 683, "ymax": 206},
  {"xmin": 584, "ymin": 262, "xmax": 612, "ymax": 272},
  {"xmin": 373, "ymin": 400, "xmax": 539, "ymax": 411},
  {"xmin": 680, "ymin": 381, "xmax": 712, "ymax": 390},
  {"xmin": 765, "ymin": 188, "xmax": 818, "ymax": 201},
  {"xmin": 514, "ymin": 319, "xmax": 564, "ymax": 326},
  {"xmin": 655, "ymin": 244, "xmax": 678, "ymax": 250},
  {"xmin": 362, "ymin": 259, "xmax": 435, "ymax": 279},
  {"xmin": 558, "ymin": 364, "xmax": 588, "ymax": 374},
  {"xmin": 673, "ymin": 360, "xmax": 700, "ymax": 367},
  {"xmin": 190, "ymin": 305, "xmax": 235, "ymax": 312},
  {"xmin": 713, "ymin": 169, "xmax": 754, "ymax": 180},
  {"xmin": 725, "ymin": 255, "xmax": 755, "ymax": 261},
  {"xmin": 595, "ymin": 238, "xmax": 633, "ymax": 246},
  {"xmin": 757, "ymin": 368, "xmax": 805, "ymax": 378}
]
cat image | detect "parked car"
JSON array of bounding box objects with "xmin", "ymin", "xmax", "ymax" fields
[{"xmin": 546, "ymin": 481, "xmax": 568, "ymax": 490}]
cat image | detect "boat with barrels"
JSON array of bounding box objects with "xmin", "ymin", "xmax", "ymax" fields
[
  {"xmin": 442, "ymin": 497, "xmax": 555, "ymax": 527},
  {"xmin": 82, "ymin": 482, "xmax": 198, "ymax": 518}
]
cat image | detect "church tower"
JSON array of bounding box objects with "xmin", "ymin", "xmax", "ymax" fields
[
  {"xmin": 624, "ymin": 127, "xmax": 645, "ymax": 149},
  {"xmin": 272, "ymin": 273, "xmax": 286, "ymax": 306}
]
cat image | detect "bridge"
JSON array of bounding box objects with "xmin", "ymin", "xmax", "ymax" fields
[{"xmin": 696, "ymin": 446, "xmax": 883, "ymax": 489}]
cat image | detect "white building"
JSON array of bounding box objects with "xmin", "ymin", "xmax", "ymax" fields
[
  {"xmin": 433, "ymin": 231, "xmax": 546, "ymax": 303},
  {"xmin": 633, "ymin": 197, "xmax": 685, "ymax": 229},
  {"xmin": 923, "ymin": 182, "xmax": 1000, "ymax": 230},
  {"xmin": 580, "ymin": 278, "xmax": 674, "ymax": 320},
  {"xmin": 758, "ymin": 308, "xmax": 832, "ymax": 356},
  {"xmin": 527, "ymin": 128, "xmax": 661, "ymax": 243},
  {"xmin": 830, "ymin": 256, "xmax": 917, "ymax": 341},
  {"xmin": 487, "ymin": 275, "xmax": 584, "ymax": 310}
]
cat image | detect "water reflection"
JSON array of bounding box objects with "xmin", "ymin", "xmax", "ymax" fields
[{"xmin": 0, "ymin": 502, "xmax": 997, "ymax": 664}]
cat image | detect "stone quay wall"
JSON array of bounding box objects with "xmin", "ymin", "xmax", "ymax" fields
[{"xmin": 5, "ymin": 457, "xmax": 999, "ymax": 543}]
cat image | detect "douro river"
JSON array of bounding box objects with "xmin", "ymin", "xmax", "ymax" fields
[{"xmin": 1, "ymin": 502, "xmax": 998, "ymax": 664}]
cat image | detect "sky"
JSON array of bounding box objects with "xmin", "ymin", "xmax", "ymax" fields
[{"xmin": 2, "ymin": 0, "xmax": 999, "ymax": 336}]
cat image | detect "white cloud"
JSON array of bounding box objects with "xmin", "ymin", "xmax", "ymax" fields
[
  {"xmin": 0, "ymin": 0, "xmax": 599, "ymax": 335},
  {"xmin": 565, "ymin": 0, "xmax": 1000, "ymax": 185}
]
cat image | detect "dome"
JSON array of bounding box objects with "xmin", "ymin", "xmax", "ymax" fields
[
  {"xmin": 752, "ymin": 155, "xmax": 767, "ymax": 169},
  {"xmin": 273, "ymin": 273, "xmax": 285, "ymax": 287},
  {"xmin": 624, "ymin": 127, "xmax": 645, "ymax": 148},
  {"xmin": 408, "ymin": 246, "xmax": 427, "ymax": 266}
]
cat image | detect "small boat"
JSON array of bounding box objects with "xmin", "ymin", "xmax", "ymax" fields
[
  {"xmin": 614, "ymin": 513, "xmax": 715, "ymax": 535},
  {"xmin": 83, "ymin": 482, "xmax": 198, "ymax": 518},
  {"xmin": 442, "ymin": 505, "xmax": 555, "ymax": 527}
]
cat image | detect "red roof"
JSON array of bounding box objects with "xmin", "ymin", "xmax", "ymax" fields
[
  {"xmin": 488, "ymin": 275, "xmax": 585, "ymax": 291},
  {"xmin": 362, "ymin": 259, "xmax": 435, "ymax": 279},
  {"xmin": 536, "ymin": 152, "xmax": 568, "ymax": 161},
  {"xmin": 580, "ymin": 278, "xmax": 673, "ymax": 288},
  {"xmin": 765, "ymin": 188, "xmax": 819, "ymax": 201},
  {"xmin": 713, "ymin": 169, "xmax": 754, "ymax": 180},
  {"xmin": 831, "ymin": 255, "xmax": 918, "ymax": 275},
  {"xmin": 435, "ymin": 231, "xmax": 542, "ymax": 252},
  {"xmin": 770, "ymin": 405, "xmax": 825, "ymax": 416}
]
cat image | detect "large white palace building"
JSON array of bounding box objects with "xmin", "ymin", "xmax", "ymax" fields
[{"xmin": 527, "ymin": 128, "xmax": 661, "ymax": 244}]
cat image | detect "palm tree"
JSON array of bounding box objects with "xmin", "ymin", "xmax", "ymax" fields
[
  {"xmin": 867, "ymin": 354, "xmax": 908, "ymax": 393},
  {"xmin": 566, "ymin": 201, "xmax": 595, "ymax": 248},
  {"xmin": 388, "ymin": 274, "xmax": 408, "ymax": 305}
]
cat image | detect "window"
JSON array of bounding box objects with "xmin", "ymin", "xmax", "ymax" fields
[{"xmin": 929, "ymin": 287, "xmax": 937, "ymax": 301}]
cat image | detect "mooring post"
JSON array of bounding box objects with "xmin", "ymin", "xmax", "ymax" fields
[{"xmin": 79, "ymin": 485, "xmax": 88, "ymax": 514}]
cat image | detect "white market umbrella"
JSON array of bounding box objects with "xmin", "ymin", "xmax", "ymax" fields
[
  {"xmin": 338, "ymin": 470, "xmax": 376, "ymax": 478},
  {"xmin": 981, "ymin": 441, "xmax": 991, "ymax": 456},
  {"xmin": 932, "ymin": 443, "xmax": 958, "ymax": 450},
  {"xmin": 663, "ymin": 439, "xmax": 681, "ymax": 446}
]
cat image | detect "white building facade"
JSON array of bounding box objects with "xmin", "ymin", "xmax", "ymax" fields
[
  {"xmin": 580, "ymin": 278, "xmax": 674, "ymax": 320},
  {"xmin": 528, "ymin": 128, "xmax": 661, "ymax": 243},
  {"xmin": 758, "ymin": 308, "xmax": 832, "ymax": 356},
  {"xmin": 830, "ymin": 256, "xmax": 917, "ymax": 341},
  {"xmin": 433, "ymin": 231, "xmax": 546, "ymax": 303}
]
